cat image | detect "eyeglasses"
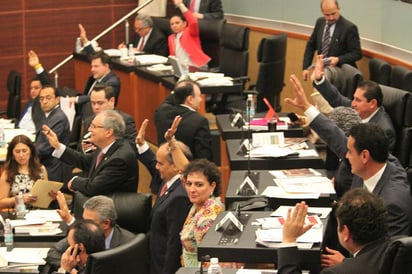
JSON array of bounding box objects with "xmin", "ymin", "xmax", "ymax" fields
[
  {"xmin": 89, "ymin": 123, "xmax": 105, "ymax": 129},
  {"xmin": 39, "ymin": 95, "xmax": 56, "ymax": 101},
  {"xmin": 134, "ymin": 26, "xmax": 148, "ymax": 32}
]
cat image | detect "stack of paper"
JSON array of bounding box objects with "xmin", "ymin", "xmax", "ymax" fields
[
  {"xmin": 14, "ymin": 222, "xmax": 61, "ymax": 235},
  {"xmin": 275, "ymin": 176, "xmax": 335, "ymax": 194},
  {"xmin": 134, "ymin": 54, "xmax": 168, "ymax": 65}
]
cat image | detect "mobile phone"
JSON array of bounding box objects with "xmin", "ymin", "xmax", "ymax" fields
[
  {"xmin": 70, "ymin": 246, "xmax": 82, "ymax": 255},
  {"xmin": 287, "ymin": 112, "xmax": 299, "ymax": 122}
]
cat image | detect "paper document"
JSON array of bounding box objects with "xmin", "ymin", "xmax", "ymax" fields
[
  {"xmin": 59, "ymin": 96, "xmax": 76, "ymax": 131},
  {"xmin": 271, "ymin": 206, "xmax": 332, "ymax": 219},
  {"xmin": 30, "ymin": 180, "xmax": 64, "ymax": 208},
  {"xmin": 256, "ymin": 226, "xmax": 323, "ymax": 243},
  {"xmin": 261, "ymin": 186, "xmax": 320, "ymax": 199},
  {"xmin": 134, "ymin": 54, "xmax": 168, "ymax": 65},
  {"xmin": 270, "ymin": 168, "xmax": 322, "ymax": 178},
  {"xmin": 25, "ymin": 210, "xmax": 63, "ymax": 222},
  {"xmin": 249, "ymin": 146, "xmax": 298, "ymax": 158},
  {"xmin": 0, "ymin": 247, "xmax": 47, "ymax": 265},
  {"xmin": 275, "ymin": 177, "xmax": 335, "ymax": 194}
]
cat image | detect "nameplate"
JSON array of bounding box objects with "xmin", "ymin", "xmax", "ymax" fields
[{"xmin": 215, "ymin": 211, "xmax": 243, "ymax": 232}]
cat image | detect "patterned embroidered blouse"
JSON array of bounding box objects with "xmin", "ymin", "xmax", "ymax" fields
[
  {"xmin": 10, "ymin": 172, "xmax": 44, "ymax": 196},
  {"xmin": 180, "ymin": 197, "xmax": 224, "ymax": 267}
]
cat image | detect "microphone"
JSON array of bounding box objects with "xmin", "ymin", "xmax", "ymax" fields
[{"xmin": 198, "ymin": 255, "xmax": 210, "ymax": 274}]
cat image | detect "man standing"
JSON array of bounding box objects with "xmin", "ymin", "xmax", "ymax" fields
[
  {"xmin": 302, "ymin": 0, "xmax": 362, "ymax": 81},
  {"xmin": 154, "ymin": 80, "xmax": 212, "ymax": 161},
  {"xmin": 183, "ymin": 0, "xmax": 224, "ymax": 20},
  {"xmin": 42, "ymin": 110, "xmax": 138, "ymax": 196},
  {"xmin": 35, "ymin": 86, "xmax": 71, "ymax": 184}
]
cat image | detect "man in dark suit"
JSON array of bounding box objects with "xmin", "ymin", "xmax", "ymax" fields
[
  {"xmin": 286, "ymin": 74, "xmax": 412, "ymax": 268},
  {"xmin": 183, "ymin": 0, "xmax": 224, "ymax": 20},
  {"xmin": 35, "ymin": 86, "xmax": 72, "ymax": 185},
  {"xmin": 79, "ymin": 84, "xmax": 137, "ymax": 154},
  {"xmin": 41, "ymin": 110, "xmax": 138, "ymax": 196},
  {"xmin": 18, "ymin": 74, "xmax": 43, "ymax": 132},
  {"xmin": 302, "ymin": 0, "xmax": 361, "ymax": 81},
  {"xmin": 278, "ymin": 189, "xmax": 391, "ymax": 274},
  {"xmin": 117, "ymin": 14, "xmax": 168, "ymax": 57},
  {"xmin": 154, "ymin": 80, "xmax": 213, "ymax": 161},
  {"xmin": 41, "ymin": 193, "xmax": 135, "ymax": 274}
]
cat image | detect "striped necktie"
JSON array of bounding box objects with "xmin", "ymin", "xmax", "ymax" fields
[{"xmin": 321, "ymin": 24, "xmax": 332, "ymax": 56}]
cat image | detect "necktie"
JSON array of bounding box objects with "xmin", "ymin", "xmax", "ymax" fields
[
  {"xmin": 88, "ymin": 80, "xmax": 98, "ymax": 95},
  {"xmin": 95, "ymin": 151, "xmax": 104, "ymax": 168},
  {"xmin": 137, "ymin": 36, "xmax": 145, "ymax": 52},
  {"xmin": 321, "ymin": 24, "xmax": 332, "ymax": 57},
  {"xmin": 189, "ymin": 0, "xmax": 196, "ymax": 12},
  {"xmin": 160, "ymin": 183, "xmax": 168, "ymax": 196}
]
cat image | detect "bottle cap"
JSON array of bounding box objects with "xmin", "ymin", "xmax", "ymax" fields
[{"xmin": 210, "ymin": 257, "xmax": 219, "ymax": 264}]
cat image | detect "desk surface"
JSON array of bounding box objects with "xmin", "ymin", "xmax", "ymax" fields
[
  {"xmin": 225, "ymin": 170, "xmax": 335, "ymax": 210},
  {"xmin": 226, "ymin": 139, "xmax": 325, "ymax": 170},
  {"xmin": 198, "ymin": 211, "xmax": 322, "ymax": 272},
  {"xmin": 216, "ymin": 114, "xmax": 304, "ymax": 140}
]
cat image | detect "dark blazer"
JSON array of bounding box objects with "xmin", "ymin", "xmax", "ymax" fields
[
  {"xmin": 303, "ymin": 15, "xmax": 362, "ymax": 70},
  {"xmin": 19, "ymin": 97, "xmax": 43, "ymax": 132},
  {"xmin": 183, "ymin": 0, "xmax": 224, "ymax": 20},
  {"xmin": 43, "ymin": 224, "xmax": 134, "ymax": 272},
  {"xmin": 59, "ymin": 139, "xmax": 138, "ymax": 196},
  {"xmin": 313, "ymin": 78, "xmax": 396, "ymax": 151},
  {"xmin": 131, "ymin": 26, "xmax": 168, "ymax": 57},
  {"xmin": 310, "ymin": 113, "xmax": 412, "ymax": 236},
  {"xmin": 35, "ymin": 107, "xmax": 72, "ymax": 184},
  {"xmin": 137, "ymin": 146, "xmax": 163, "ymax": 194},
  {"xmin": 277, "ymin": 238, "xmax": 391, "ymax": 274},
  {"xmin": 154, "ymin": 100, "xmax": 212, "ymax": 161}
]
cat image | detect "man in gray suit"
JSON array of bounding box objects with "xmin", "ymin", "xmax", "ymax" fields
[
  {"xmin": 40, "ymin": 192, "xmax": 135, "ymax": 273},
  {"xmin": 286, "ymin": 73, "xmax": 412, "ymax": 268}
]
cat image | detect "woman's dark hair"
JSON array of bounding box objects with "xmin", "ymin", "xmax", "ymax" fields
[
  {"xmin": 4, "ymin": 135, "xmax": 42, "ymax": 184},
  {"xmin": 183, "ymin": 159, "xmax": 221, "ymax": 197}
]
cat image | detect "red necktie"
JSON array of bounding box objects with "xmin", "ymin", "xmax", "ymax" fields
[
  {"xmin": 95, "ymin": 151, "xmax": 104, "ymax": 168},
  {"xmin": 189, "ymin": 0, "xmax": 196, "ymax": 12},
  {"xmin": 160, "ymin": 183, "xmax": 168, "ymax": 196},
  {"xmin": 137, "ymin": 36, "xmax": 145, "ymax": 52}
]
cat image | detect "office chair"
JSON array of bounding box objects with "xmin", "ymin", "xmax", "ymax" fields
[
  {"xmin": 152, "ymin": 17, "xmax": 173, "ymax": 38},
  {"xmin": 379, "ymin": 236, "xmax": 412, "ymax": 274},
  {"xmin": 369, "ymin": 58, "xmax": 391, "ymax": 86},
  {"xmin": 0, "ymin": 70, "xmax": 22, "ymax": 121},
  {"xmin": 85, "ymin": 233, "xmax": 149, "ymax": 274},
  {"xmin": 391, "ymin": 65, "xmax": 412, "ymax": 92},
  {"xmin": 73, "ymin": 191, "xmax": 152, "ymax": 234},
  {"xmin": 198, "ymin": 19, "xmax": 225, "ymax": 68}
]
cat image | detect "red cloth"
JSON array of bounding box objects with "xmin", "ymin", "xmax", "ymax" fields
[{"xmin": 159, "ymin": 183, "xmax": 168, "ymax": 196}]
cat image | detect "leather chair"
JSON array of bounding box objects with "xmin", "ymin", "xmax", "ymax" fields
[
  {"xmin": 152, "ymin": 17, "xmax": 173, "ymax": 38},
  {"xmin": 198, "ymin": 19, "xmax": 225, "ymax": 68},
  {"xmin": 380, "ymin": 84, "xmax": 412, "ymax": 167},
  {"xmin": 325, "ymin": 64, "xmax": 363, "ymax": 100},
  {"xmin": 0, "ymin": 70, "xmax": 22, "ymax": 121},
  {"xmin": 85, "ymin": 233, "xmax": 149, "ymax": 274},
  {"xmin": 391, "ymin": 65, "xmax": 412, "ymax": 92},
  {"xmin": 73, "ymin": 191, "xmax": 152, "ymax": 234},
  {"xmin": 369, "ymin": 58, "xmax": 392, "ymax": 86},
  {"xmin": 379, "ymin": 236, "xmax": 412, "ymax": 274},
  {"xmin": 249, "ymin": 34, "xmax": 287, "ymax": 112}
]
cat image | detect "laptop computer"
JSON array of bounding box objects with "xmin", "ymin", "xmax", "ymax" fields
[{"xmin": 168, "ymin": 56, "xmax": 184, "ymax": 78}]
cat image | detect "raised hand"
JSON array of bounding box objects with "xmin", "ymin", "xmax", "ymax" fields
[
  {"xmin": 282, "ymin": 201, "xmax": 314, "ymax": 243},
  {"xmin": 78, "ymin": 24, "xmax": 89, "ymax": 45},
  {"xmin": 28, "ymin": 50, "xmax": 40, "ymax": 68},
  {"xmin": 284, "ymin": 74, "xmax": 312, "ymax": 111},
  {"xmin": 164, "ymin": 115, "xmax": 182, "ymax": 142},
  {"xmin": 136, "ymin": 119, "xmax": 149, "ymax": 146},
  {"xmin": 42, "ymin": 125, "xmax": 61, "ymax": 149}
]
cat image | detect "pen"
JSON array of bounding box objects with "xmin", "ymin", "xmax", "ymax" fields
[{"xmin": 307, "ymin": 212, "xmax": 322, "ymax": 217}]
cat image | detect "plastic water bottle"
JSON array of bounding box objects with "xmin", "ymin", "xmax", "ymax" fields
[
  {"xmin": 0, "ymin": 125, "xmax": 5, "ymax": 148},
  {"xmin": 16, "ymin": 191, "xmax": 26, "ymax": 219},
  {"xmin": 207, "ymin": 257, "xmax": 222, "ymax": 274},
  {"xmin": 246, "ymin": 94, "xmax": 255, "ymax": 121},
  {"xmin": 4, "ymin": 218, "xmax": 13, "ymax": 252},
  {"xmin": 75, "ymin": 37, "xmax": 82, "ymax": 53},
  {"xmin": 128, "ymin": 44, "xmax": 134, "ymax": 57}
]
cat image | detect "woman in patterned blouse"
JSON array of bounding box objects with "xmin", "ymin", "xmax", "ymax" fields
[
  {"xmin": 0, "ymin": 134, "xmax": 47, "ymax": 208},
  {"xmin": 180, "ymin": 158, "xmax": 224, "ymax": 267}
]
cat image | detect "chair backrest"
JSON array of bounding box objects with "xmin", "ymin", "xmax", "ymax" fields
[
  {"xmin": 379, "ymin": 236, "xmax": 412, "ymax": 274},
  {"xmin": 391, "ymin": 65, "xmax": 412, "ymax": 92},
  {"xmin": 380, "ymin": 84, "xmax": 412, "ymax": 166},
  {"xmin": 198, "ymin": 19, "xmax": 225, "ymax": 68},
  {"xmin": 73, "ymin": 191, "xmax": 152, "ymax": 234},
  {"xmin": 369, "ymin": 58, "xmax": 392, "ymax": 86},
  {"xmin": 219, "ymin": 23, "xmax": 249, "ymax": 78},
  {"xmin": 85, "ymin": 233, "xmax": 149, "ymax": 274},
  {"xmin": 255, "ymin": 34, "xmax": 287, "ymax": 112},
  {"xmin": 152, "ymin": 17, "xmax": 173, "ymax": 38},
  {"xmin": 6, "ymin": 70, "xmax": 22, "ymax": 119}
]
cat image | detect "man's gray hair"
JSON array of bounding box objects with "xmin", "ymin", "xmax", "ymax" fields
[
  {"xmin": 100, "ymin": 110, "xmax": 125, "ymax": 139},
  {"xmin": 84, "ymin": 195, "xmax": 118, "ymax": 226},
  {"xmin": 330, "ymin": 106, "xmax": 361, "ymax": 136},
  {"xmin": 135, "ymin": 13, "xmax": 153, "ymax": 28}
]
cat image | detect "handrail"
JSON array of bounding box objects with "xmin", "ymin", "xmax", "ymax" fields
[{"xmin": 49, "ymin": 0, "xmax": 154, "ymax": 75}]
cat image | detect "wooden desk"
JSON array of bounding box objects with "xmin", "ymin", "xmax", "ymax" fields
[
  {"xmin": 198, "ymin": 211, "xmax": 323, "ymax": 273},
  {"xmin": 225, "ymin": 170, "xmax": 336, "ymax": 210},
  {"xmin": 225, "ymin": 139, "xmax": 325, "ymax": 171}
]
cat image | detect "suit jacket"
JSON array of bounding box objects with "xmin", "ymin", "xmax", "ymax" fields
[
  {"xmin": 154, "ymin": 100, "xmax": 212, "ymax": 161},
  {"xmin": 168, "ymin": 10, "xmax": 210, "ymax": 67},
  {"xmin": 42, "ymin": 224, "xmax": 134, "ymax": 273},
  {"xmin": 277, "ymin": 238, "xmax": 391, "ymax": 274},
  {"xmin": 59, "ymin": 139, "xmax": 138, "ymax": 196},
  {"xmin": 303, "ymin": 15, "xmax": 362, "ymax": 70},
  {"xmin": 313, "ymin": 78, "xmax": 396, "ymax": 151},
  {"xmin": 19, "ymin": 97, "xmax": 43, "ymax": 132},
  {"xmin": 132, "ymin": 26, "xmax": 168, "ymax": 57},
  {"xmin": 79, "ymin": 109, "xmax": 137, "ymax": 154},
  {"xmin": 183, "ymin": 0, "xmax": 224, "ymax": 20},
  {"xmin": 310, "ymin": 113, "xmax": 412, "ymax": 236},
  {"xmin": 35, "ymin": 106, "xmax": 72, "ymax": 184}
]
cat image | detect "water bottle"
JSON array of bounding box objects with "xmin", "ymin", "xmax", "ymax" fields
[
  {"xmin": 246, "ymin": 94, "xmax": 255, "ymax": 121},
  {"xmin": 0, "ymin": 125, "xmax": 5, "ymax": 148},
  {"xmin": 16, "ymin": 191, "xmax": 26, "ymax": 219},
  {"xmin": 207, "ymin": 257, "xmax": 222, "ymax": 274},
  {"xmin": 128, "ymin": 44, "xmax": 134, "ymax": 57},
  {"xmin": 4, "ymin": 218, "xmax": 13, "ymax": 252},
  {"xmin": 75, "ymin": 37, "xmax": 82, "ymax": 53}
]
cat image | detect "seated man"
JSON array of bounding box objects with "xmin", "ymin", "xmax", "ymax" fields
[
  {"xmin": 59, "ymin": 219, "xmax": 106, "ymax": 274},
  {"xmin": 183, "ymin": 0, "xmax": 224, "ymax": 20},
  {"xmin": 278, "ymin": 189, "xmax": 390, "ymax": 274},
  {"xmin": 79, "ymin": 84, "xmax": 137, "ymax": 154},
  {"xmin": 42, "ymin": 110, "xmax": 138, "ymax": 196},
  {"xmin": 41, "ymin": 193, "xmax": 135, "ymax": 274},
  {"xmin": 154, "ymin": 80, "xmax": 212, "ymax": 161}
]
